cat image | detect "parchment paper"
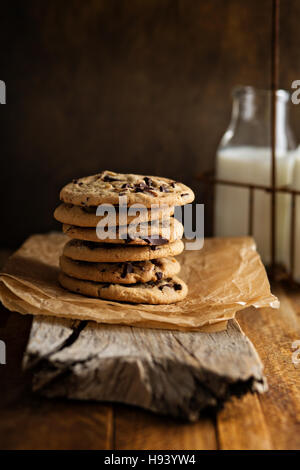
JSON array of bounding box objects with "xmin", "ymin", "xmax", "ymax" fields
[{"xmin": 0, "ymin": 232, "xmax": 279, "ymax": 331}]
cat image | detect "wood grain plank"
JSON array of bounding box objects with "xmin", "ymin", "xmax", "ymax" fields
[
  {"xmin": 217, "ymin": 393, "xmax": 272, "ymax": 450},
  {"xmin": 22, "ymin": 314, "xmax": 84, "ymax": 371},
  {"xmin": 237, "ymin": 284, "xmax": 300, "ymax": 450},
  {"xmin": 114, "ymin": 405, "xmax": 217, "ymax": 450},
  {"xmin": 0, "ymin": 310, "xmax": 113, "ymax": 450},
  {"xmin": 0, "ymin": 399, "xmax": 113, "ymax": 450},
  {"xmin": 23, "ymin": 317, "xmax": 267, "ymax": 421},
  {"xmin": 282, "ymin": 282, "xmax": 300, "ymax": 319}
]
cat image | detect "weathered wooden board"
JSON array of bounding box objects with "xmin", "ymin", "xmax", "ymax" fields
[
  {"xmin": 22, "ymin": 313, "xmax": 267, "ymax": 421},
  {"xmin": 236, "ymin": 287, "xmax": 300, "ymax": 450}
]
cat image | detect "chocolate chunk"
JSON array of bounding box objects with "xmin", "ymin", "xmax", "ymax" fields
[
  {"xmin": 144, "ymin": 177, "xmax": 153, "ymax": 186},
  {"xmin": 72, "ymin": 178, "xmax": 79, "ymax": 184},
  {"xmin": 159, "ymin": 184, "xmax": 171, "ymax": 193},
  {"xmin": 134, "ymin": 182, "xmax": 147, "ymax": 193},
  {"xmin": 121, "ymin": 262, "xmax": 134, "ymax": 278},
  {"xmin": 155, "ymin": 272, "xmax": 163, "ymax": 281},
  {"xmin": 143, "ymin": 236, "xmax": 168, "ymax": 246},
  {"xmin": 181, "ymin": 193, "xmax": 189, "ymax": 197},
  {"xmin": 170, "ymin": 182, "xmax": 176, "ymax": 188},
  {"xmin": 150, "ymin": 245, "xmax": 159, "ymax": 250},
  {"xmin": 166, "ymin": 277, "xmax": 172, "ymax": 282},
  {"xmin": 121, "ymin": 183, "xmax": 132, "ymax": 189},
  {"xmin": 103, "ymin": 175, "xmax": 121, "ymax": 182},
  {"xmin": 135, "ymin": 182, "xmax": 146, "ymax": 189},
  {"xmin": 174, "ymin": 283, "xmax": 182, "ymax": 290},
  {"xmin": 134, "ymin": 182, "xmax": 157, "ymax": 196},
  {"xmin": 152, "ymin": 259, "xmax": 162, "ymax": 267},
  {"xmin": 159, "ymin": 283, "xmax": 173, "ymax": 290},
  {"xmin": 120, "ymin": 266, "xmax": 127, "ymax": 278}
]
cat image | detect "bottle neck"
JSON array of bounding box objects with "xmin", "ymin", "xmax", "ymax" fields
[
  {"xmin": 233, "ymin": 90, "xmax": 267, "ymax": 122},
  {"xmin": 223, "ymin": 87, "xmax": 295, "ymax": 152}
]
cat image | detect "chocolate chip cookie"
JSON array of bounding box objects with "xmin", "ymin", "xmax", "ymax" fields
[
  {"xmin": 59, "ymin": 170, "xmax": 194, "ymax": 207},
  {"xmin": 63, "ymin": 239, "xmax": 184, "ymax": 262},
  {"xmin": 54, "ymin": 203, "xmax": 175, "ymax": 227},
  {"xmin": 60, "ymin": 255, "xmax": 180, "ymax": 284},
  {"xmin": 59, "ymin": 272, "xmax": 188, "ymax": 304},
  {"xmin": 62, "ymin": 217, "xmax": 183, "ymax": 244}
]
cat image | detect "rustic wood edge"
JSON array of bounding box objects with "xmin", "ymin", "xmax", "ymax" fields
[{"xmin": 22, "ymin": 315, "xmax": 267, "ymax": 421}]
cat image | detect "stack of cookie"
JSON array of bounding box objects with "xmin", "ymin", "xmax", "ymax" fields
[{"xmin": 54, "ymin": 171, "xmax": 194, "ymax": 304}]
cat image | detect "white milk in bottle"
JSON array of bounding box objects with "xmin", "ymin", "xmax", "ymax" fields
[
  {"xmin": 215, "ymin": 146, "xmax": 294, "ymax": 264},
  {"xmin": 214, "ymin": 87, "xmax": 296, "ymax": 266},
  {"xmin": 291, "ymin": 148, "xmax": 300, "ymax": 281}
]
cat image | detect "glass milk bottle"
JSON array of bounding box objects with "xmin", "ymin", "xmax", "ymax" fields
[
  {"xmin": 291, "ymin": 147, "xmax": 300, "ymax": 280},
  {"xmin": 215, "ymin": 86, "xmax": 296, "ymax": 266}
]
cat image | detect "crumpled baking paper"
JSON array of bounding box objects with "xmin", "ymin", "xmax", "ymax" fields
[{"xmin": 0, "ymin": 232, "xmax": 279, "ymax": 332}]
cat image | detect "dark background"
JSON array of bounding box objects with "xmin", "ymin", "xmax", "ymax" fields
[{"xmin": 1, "ymin": 0, "xmax": 300, "ymax": 248}]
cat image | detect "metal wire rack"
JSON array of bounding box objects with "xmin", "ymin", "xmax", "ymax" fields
[{"xmin": 197, "ymin": 0, "xmax": 300, "ymax": 283}]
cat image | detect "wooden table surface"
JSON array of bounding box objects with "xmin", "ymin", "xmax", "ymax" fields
[{"xmin": 0, "ymin": 246, "xmax": 300, "ymax": 450}]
